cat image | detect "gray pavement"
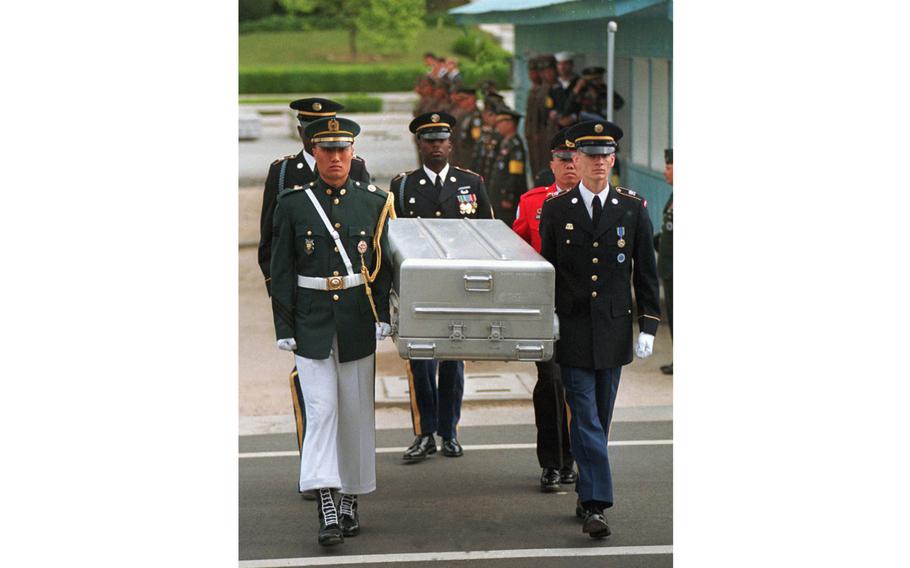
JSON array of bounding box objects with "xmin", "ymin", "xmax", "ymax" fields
[{"xmin": 239, "ymin": 422, "xmax": 672, "ymax": 566}]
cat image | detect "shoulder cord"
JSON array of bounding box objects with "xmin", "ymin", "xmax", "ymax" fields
[
  {"xmin": 360, "ymin": 192, "xmax": 397, "ymax": 323},
  {"xmin": 278, "ymin": 159, "xmax": 288, "ymax": 194}
]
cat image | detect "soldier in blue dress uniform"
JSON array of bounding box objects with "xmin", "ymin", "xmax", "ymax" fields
[
  {"xmin": 539, "ymin": 120, "xmax": 661, "ymax": 538},
  {"xmin": 390, "ymin": 111, "xmax": 493, "ymax": 461}
]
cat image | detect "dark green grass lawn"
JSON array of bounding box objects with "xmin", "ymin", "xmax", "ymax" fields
[{"xmin": 239, "ymin": 27, "xmax": 466, "ymax": 67}]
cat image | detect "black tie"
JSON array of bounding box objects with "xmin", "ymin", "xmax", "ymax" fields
[
  {"xmin": 592, "ymin": 194, "xmax": 603, "ymax": 228},
  {"xmin": 435, "ymin": 175, "xmax": 443, "ymax": 192}
]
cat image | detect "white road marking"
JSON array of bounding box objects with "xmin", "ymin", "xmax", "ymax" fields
[
  {"xmin": 239, "ymin": 440, "xmax": 672, "ymax": 459},
  {"xmin": 238, "ymin": 545, "xmax": 672, "ymax": 566}
]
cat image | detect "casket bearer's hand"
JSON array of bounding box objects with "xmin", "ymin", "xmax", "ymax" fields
[
  {"xmin": 277, "ymin": 338, "xmax": 297, "ymax": 351},
  {"xmin": 634, "ymin": 333, "xmax": 654, "ymax": 359},
  {"xmin": 375, "ymin": 322, "xmax": 392, "ymax": 341}
]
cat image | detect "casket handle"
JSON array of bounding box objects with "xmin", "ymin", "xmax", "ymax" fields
[
  {"xmin": 407, "ymin": 343, "xmax": 437, "ymax": 359},
  {"xmin": 516, "ymin": 344, "xmax": 545, "ymax": 361},
  {"xmin": 464, "ymin": 274, "xmax": 493, "ymax": 292}
]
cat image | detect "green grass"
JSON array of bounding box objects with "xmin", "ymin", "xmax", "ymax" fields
[
  {"xmin": 239, "ymin": 27, "xmax": 467, "ymax": 67},
  {"xmin": 239, "ymin": 94, "xmax": 383, "ymax": 112}
]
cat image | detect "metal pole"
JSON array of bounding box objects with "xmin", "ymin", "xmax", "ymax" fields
[{"xmin": 607, "ymin": 20, "xmax": 618, "ymax": 122}]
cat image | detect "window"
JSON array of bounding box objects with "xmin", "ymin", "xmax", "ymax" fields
[{"xmin": 630, "ymin": 57, "xmax": 672, "ymax": 171}]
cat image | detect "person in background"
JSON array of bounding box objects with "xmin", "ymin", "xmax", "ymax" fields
[
  {"xmin": 549, "ymin": 52, "xmax": 579, "ymax": 129},
  {"xmin": 655, "ymin": 148, "xmax": 673, "ymax": 375},
  {"xmin": 512, "ymin": 127, "xmax": 579, "ymax": 492},
  {"xmin": 444, "ymin": 57, "xmax": 463, "ymax": 89},
  {"xmin": 451, "ymin": 86, "xmax": 483, "ymax": 169},
  {"xmin": 524, "ymin": 56, "xmax": 546, "ymax": 177},
  {"xmin": 487, "ymin": 108, "xmax": 527, "ymax": 222}
]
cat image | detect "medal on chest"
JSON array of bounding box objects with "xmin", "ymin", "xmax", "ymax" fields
[
  {"xmin": 616, "ymin": 226, "xmax": 626, "ymax": 248},
  {"xmin": 457, "ymin": 193, "xmax": 478, "ymax": 215}
]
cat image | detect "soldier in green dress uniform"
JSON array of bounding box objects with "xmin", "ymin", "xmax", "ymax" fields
[
  {"xmin": 487, "ymin": 108, "xmax": 528, "ymax": 222},
  {"xmin": 270, "ymin": 116, "xmax": 395, "ymax": 547}
]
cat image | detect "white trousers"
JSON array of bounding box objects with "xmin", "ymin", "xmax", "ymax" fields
[{"xmin": 295, "ymin": 337, "xmax": 376, "ymax": 495}]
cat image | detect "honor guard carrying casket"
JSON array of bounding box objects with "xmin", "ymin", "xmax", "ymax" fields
[
  {"xmin": 539, "ymin": 119, "xmax": 661, "ymax": 539},
  {"xmin": 270, "ymin": 116, "xmax": 395, "ymax": 547},
  {"xmin": 390, "ymin": 111, "xmax": 494, "ymax": 462},
  {"xmin": 258, "ymin": 99, "xmax": 371, "ymax": 494}
]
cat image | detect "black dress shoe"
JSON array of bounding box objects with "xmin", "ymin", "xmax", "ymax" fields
[
  {"xmin": 338, "ymin": 494, "xmax": 360, "ymax": 537},
  {"xmin": 540, "ymin": 468, "xmax": 561, "ymax": 492},
  {"xmin": 582, "ymin": 509, "xmax": 611, "ymax": 539},
  {"xmin": 442, "ymin": 438, "xmax": 463, "ymax": 457},
  {"xmin": 402, "ymin": 434, "xmax": 437, "ymax": 461},
  {"xmin": 660, "ymin": 363, "xmax": 673, "ymax": 375},
  {"xmin": 559, "ymin": 467, "xmax": 577, "ymax": 484},
  {"xmin": 316, "ymin": 489, "xmax": 344, "ymax": 546}
]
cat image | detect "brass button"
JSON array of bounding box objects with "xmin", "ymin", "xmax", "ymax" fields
[
  {"xmin": 592, "ymin": 258, "xmax": 599, "ymax": 264},
  {"xmin": 565, "ymin": 240, "xmax": 571, "ymax": 244},
  {"xmin": 333, "ymin": 198, "xmax": 340, "ymax": 205},
  {"xmin": 333, "ymin": 246, "xmax": 338, "ymax": 252},
  {"xmin": 306, "ymin": 230, "xmax": 312, "ymax": 236},
  {"xmin": 334, "ymin": 222, "xmax": 341, "ymax": 229},
  {"xmin": 435, "ymin": 211, "xmax": 442, "ymax": 217},
  {"xmin": 340, "ymin": 189, "xmax": 347, "ymax": 195},
  {"xmin": 591, "ymin": 291, "xmax": 598, "ymax": 298},
  {"xmin": 591, "ymin": 275, "xmax": 598, "ymax": 281},
  {"xmin": 333, "ymin": 271, "xmax": 339, "ymax": 276},
  {"xmin": 332, "ymin": 294, "xmax": 339, "ymax": 301},
  {"xmin": 325, "ymin": 189, "xmax": 333, "ymax": 196},
  {"xmin": 593, "ymin": 242, "xmax": 599, "ymax": 248},
  {"xmin": 360, "ymin": 230, "xmax": 366, "ymax": 235}
]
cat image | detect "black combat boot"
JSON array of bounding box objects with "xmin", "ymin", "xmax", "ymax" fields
[
  {"xmin": 338, "ymin": 493, "xmax": 360, "ymax": 537},
  {"xmin": 316, "ymin": 488, "xmax": 343, "ymax": 546}
]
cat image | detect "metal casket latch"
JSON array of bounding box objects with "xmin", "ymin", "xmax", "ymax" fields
[
  {"xmin": 449, "ymin": 321, "xmax": 465, "ymax": 341},
  {"xmin": 489, "ymin": 322, "xmax": 503, "ymax": 341}
]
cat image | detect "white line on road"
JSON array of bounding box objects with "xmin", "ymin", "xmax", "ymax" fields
[
  {"xmin": 239, "ymin": 439, "xmax": 672, "ymax": 459},
  {"xmin": 238, "ymin": 545, "xmax": 673, "ymax": 566}
]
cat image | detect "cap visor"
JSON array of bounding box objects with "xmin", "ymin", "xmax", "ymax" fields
[
  {"xmin": 420, "ymin": 132, "xmax": 451, "ymax": 140},
  {"xmin": 315, "ymin": 141, "xmax": 353, "ymax": 148},
  {"xmin": 552, "ymin": 150, "xmax": 574, "ymax": 159},
  {"xmin": 578, "ymin": 146, "xmax": 615, "ymax": 155}
]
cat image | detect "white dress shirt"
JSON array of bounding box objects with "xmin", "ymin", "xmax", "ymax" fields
[
  {"xmin": 578, "ymin": 180, "xmax": 611, "ymax": 220},
  {"xmin": 422, "ymin": 163, "xmax": 450, "ymax": 187},
  {"xmin": 303, "ymin": 150, "xmax": 316, "ymax": 172}
]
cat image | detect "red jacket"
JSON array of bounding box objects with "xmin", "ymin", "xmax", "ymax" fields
[{"xmin": 512, "ymin": 183, "xmax": 562, "ymax": 253}]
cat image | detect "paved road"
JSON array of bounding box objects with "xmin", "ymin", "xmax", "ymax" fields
[{"xmin": 239, "ymin": 422, "xmax": 672, "ymax": 566}]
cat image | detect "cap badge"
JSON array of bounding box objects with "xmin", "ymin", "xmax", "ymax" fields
[
  {"xmin": 328, "ymin": 118, "xmax": 339, "ymax": 131},
  {"xmin": 431, "ymin": 113, "xmax": 440, "ymax": 122},
  {"xmin": 565, "ymin": 140, "xmax": 575, "ymax": 148},
  {"xmin": 313, "ymin": 102, "xmax": 322, "ymax": 111},
  {"xmin": 594, "ymin": 124, "xmax": 604, "ymax": 133}
]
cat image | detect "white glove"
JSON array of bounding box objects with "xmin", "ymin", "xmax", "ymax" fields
[
  {"xmin": 635, "ymin": 332, "xmax": 655, "ymax": 359},
  {"xmin": 277, "ymin": 338, "xmax": 297, "ymax": 351},
  {"xmin": 375, "ymin": 322, "xmax": 392, "ymax": 341}
]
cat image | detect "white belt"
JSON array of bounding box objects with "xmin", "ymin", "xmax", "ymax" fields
[{"xmin": 297, "ymin": 274, "xmax": 364, "ymax": 291}]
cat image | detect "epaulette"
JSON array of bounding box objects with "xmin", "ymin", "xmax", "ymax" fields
[
  {"xmin": 277, "ymin": 184, "xmax": 307, "ymax": 199},
  {"xmin": 545, "ymin": 190, "xmax": 571, "ymax": 202},
  {"xmin": 453, "ymin": 165, "xmax": 481, "ymax": 178},
  {"xmin": 353, "ymin": 180, "xmax": 388, "ymax": 198},
  {"xmin": 271, "ymin": 153, "xmax": 296, "ymax": 166},
  {"xmin": 615, "ymin": 186, "xmax": 642, "ymax": 201}
]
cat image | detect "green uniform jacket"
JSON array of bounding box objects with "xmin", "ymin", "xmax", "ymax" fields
[
  {"xmin": 488, "ymin": 134, "xmax": 528, "ymax": 222},
  {"xmin": 270, "ymin": 176, "xmax": 393, "ymax": 362},
  {"xmin": 657, "ymin": 193, "xmax": 673, "ymax": 279}
]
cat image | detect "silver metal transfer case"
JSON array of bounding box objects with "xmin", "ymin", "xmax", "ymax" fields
[{"xmin": 387, "ymin": 218, "xmax": 558, "ymax": 362}]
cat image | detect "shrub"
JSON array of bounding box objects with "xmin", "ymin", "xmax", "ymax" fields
[
  {"xmin": 239, "ymin": 0, "xmax": 277, "ymax": 21},
  {"xmin": 239, "ymin": 64, "xmax": 427, "ymax": 94}
]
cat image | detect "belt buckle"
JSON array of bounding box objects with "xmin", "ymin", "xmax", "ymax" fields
[{"xmin": 327, "ymin": 276, "xmax": 344, "ymax": 291}]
